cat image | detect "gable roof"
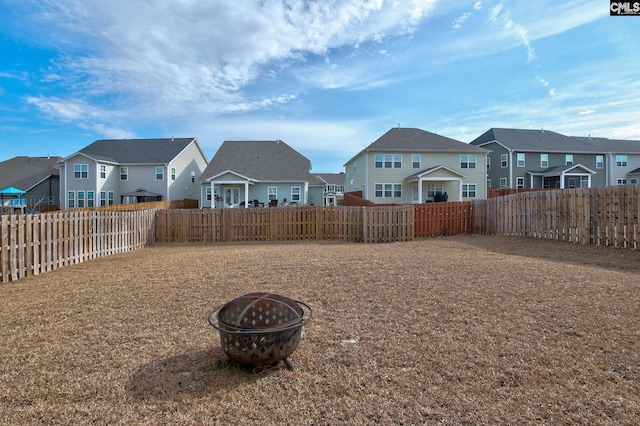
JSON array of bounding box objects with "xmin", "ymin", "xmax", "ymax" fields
[
  {"xmin": 200, "ymin": 140, "xmax": 311, "ymax": 182},
  {"xmin": 68, "ymin": 138, "xmax": 199, "ymax": 164},
  {"xmin": 470, "ymin": 128, "xmax": 640, "ymax": 154},
  {"xmin": 527, "ymin": 163, "xmax": 597, "ymax": 176},
  {"xmin": 0, "ymin": 156, "xmax": 61, "ymax": 192},
  {"xmin": 345, "ymin": 127, "xmax": 487, "ymax": 165},
  {"xmin": 314, "ymin": 172, "xmax": 345, "ymax": 185},
  {"xmin": 405, "ymin": 165, "xmax": 467, "ymax": 182}
]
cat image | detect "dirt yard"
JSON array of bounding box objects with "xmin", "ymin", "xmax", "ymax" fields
[{"xmin": 1, "ymin": 235, "xmax": 639, "ymax": 425}]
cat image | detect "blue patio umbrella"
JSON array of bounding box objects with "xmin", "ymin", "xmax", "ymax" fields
[
  {"xmin": 0, "ymin": 187, "xmax": 26, "ymax": 205},
  {"xmin": 0, "ymin": 187, "xmax": 26, "ymax": 195}
]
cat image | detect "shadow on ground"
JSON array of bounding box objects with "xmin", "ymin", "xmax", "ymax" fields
[
  {"xmin": 125, "ymin": 347, "xmax": 287, "ymax": 401},
  {"xmin": 451, "ymin": 235, "xmax": 640, "ymax": 274}
]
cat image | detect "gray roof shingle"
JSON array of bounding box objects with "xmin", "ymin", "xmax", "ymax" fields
[
  {"xmin": 77, "ymin": 138, "xmax": 197, "ymax": 164},
  {"xmin": 345, "ymin": 127, "xmax": 487, "ymax": 165},
  {"xmin": 0, "ymin": 156, "xmax": 61, "ymax": 191},
  {"xmin": 471, "ymin": 128, "xmax": 640, "ymax": 154},
  {"xmin": 200, "ymin": 140, "xmax": 311, "ymax": 182}
]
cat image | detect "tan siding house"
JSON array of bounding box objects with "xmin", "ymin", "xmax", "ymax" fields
[{"xmin": 344, "ymin": 128, "xmax": 489, "ymax": 203}]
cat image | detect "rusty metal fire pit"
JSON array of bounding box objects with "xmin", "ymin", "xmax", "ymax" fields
[{"xmin": 208, "ymin": 292, "xmax": 312, "ymax": 370}]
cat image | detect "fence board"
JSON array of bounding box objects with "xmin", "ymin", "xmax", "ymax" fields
[
  {"xmin": 472, "ymin": 185, "xmax": 640, "ymax": 250},
  {"xmin": 0, "ymin": 210, "xmax": 156, "ymax": 283}
]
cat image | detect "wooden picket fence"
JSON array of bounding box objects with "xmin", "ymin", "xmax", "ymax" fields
[
  {"xmin": 472, "ymin": 185, "xmax": 640, "ymax": 249},
  {"xmin": 3, "ymin": 186, "xmax": 640, "ymax": 283},
  {"xmin": 156, "ymin": 205, "xmax": 413, "ymax": 244},
  {"xmin": 414, "ymin": 202, "xmax": 472, "ymax": 237},
  {"xmin": 1, "ymin": 210, "xmax": 156, "ymax": 283}
]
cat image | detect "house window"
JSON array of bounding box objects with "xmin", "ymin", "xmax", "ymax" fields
[
  {"xmin": 581, "ymin": 176, "xmax": 589, "ymax": 188},
  {"xmin": 268, "ymin": 187, "xmax": 277, "ymax": 200},
  {"xmin": 100, "ymin": 191, "xmax": 106, "ymax": 206},
  {"xmin": 87, "ymin": 191, "xmax": 94, "ymax": 207},
  {"xmin": 374, "ymin": 183, "xmax": 383, "ymax": 198},
  {"xmin": 486, "ymin": 179, "xmax": 491, "ymax": 188},
  {"xmin": 155, "ymin": 167, "xmax": 164, "ymax": 180},
  {"xmin": 427, "ymin": 184, "xmax": 444, "ymax": 198},
  {"xmin": 516, "ymin": 177, "xmax": 524, "ymax": 188},
  {"xmin": 543, "ymin": 177, "xmax": 551, "ymax": 188},
  {"xmin": 68, "ymin": 191, "xmax": 75, "ymax": 209},
  {"xmin": 74, "ymin": 164, "xmax": 88, "ymax": 179},
  {"xmin": 516, "ymin": 153, "xmax": 525, "ymax": 167},
  {"xmin": 375, "ymin": 154, "xmax": 383, "ymax": 168},
  {"xmin": 565, "ymin": 154, "xmax": 573, "ymax": 165},
  {"xmin": 374, "ymin": 183, "xmax": 401, "ymax": 198},
  {"xmin": 291, "ymin": 187, "xmax": 301, "ymax": 202},
  {"xmin": 206, "ymin": 186, "xmax": 212, "ymax": 201},
  {"xmin": 412, "ymin": 154, "xmax": 421, "ymax": 169},
  {"xmin": 384, "ymin": 184, "xmax": 392, "ymax": 197},
  {"xmin": 412, "ymin": 185, "xmax": 418, "ymax": 201},
  {"xmin": 171, "ymin": 168, "xmax": 176, "ymax": 180},
  {"xmin": 596, "ymin": 155, "xmax": 603, "ymax": 169},
  {"xmin": 616, "ymin": 155, "xmax": 628, "ymax": 167},
  {"xmin": 393, "ymin": 184, "xmax": 401, "ymax": 198},
  {"xmin": 499, "ymin": 177, "xmax": 507, "ymax": 188},
  {"xmin": 77, "ymin": 191, "xmax": 85, "ymax": 208},
  {"xmin": 100, "ymin": 165, "xmax": 106, "ymax": 179},
  {"xmin": 617, "ymin": 178, "xmax": 627, "ymax": 185},
  {"xmin": 384, "ymin": 154, "xmax": 393, "ymax": 168},
  {"xmin": 540, "ymin": 154, "xmax": 548, "ymax": 168},
  {"xmin": 462, "ymin": 184, "xmax": 476, "ymax": 198},
  {"xmin": 120, "ymin": 167, "xmax": 128, "ymax": 180},
  {"xmin": 631, "ymin": 178, "xmax": 638, "ymax": 185},
  {"xmin": 568, "ymin": 178, "xmax": 576, "ymax": 189},
  {"xmin": 460, "ymin": 155, "xmax": 477, "ymax": 169},
  {"xmin": 108, "ymin": 192, "xmax": 114, "ymax": 206},
  {"xmin": 486, "ymin": 156, "xmax": 491, "ymax": 170},
  {"xmin": 191, "ymin": 171, "xmax": 196, "ymax": 183},
  {"xmin": 501, "ymin": 154, "xmax": 508, "ymax": 168},
  {"xmin": 393, "ymin": 155, "xmax": 402, "ymax": 168}
]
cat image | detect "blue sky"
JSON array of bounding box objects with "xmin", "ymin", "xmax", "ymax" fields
[{"xmin": 1, "ymin": 0, "xmax": 638, "ymax": 172}]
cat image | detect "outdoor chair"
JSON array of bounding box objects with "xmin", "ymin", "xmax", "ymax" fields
[
  {"xmin": 253, "ymin": 199, "xmax": 264, "ymax": 208},
  {"xmin": 269, "ymin": 199, "xmax": 278, "ymax": 208}
]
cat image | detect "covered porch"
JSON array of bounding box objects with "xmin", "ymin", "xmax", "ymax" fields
[
  {"xmin": 405, "ymin": 165, "xmax": 466, "ymax": 203},
  {"xmin": 527, "ymin": 164, "xmax": 596, "ymax": 189},
  {"xmin": 206, "ymin": 170, "xmax": 256, "ymax": 208}
]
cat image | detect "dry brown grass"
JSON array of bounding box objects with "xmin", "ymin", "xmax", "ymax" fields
[{"xmin": 1, "ymin": 235, "xmax": 639, "ymax": 425}]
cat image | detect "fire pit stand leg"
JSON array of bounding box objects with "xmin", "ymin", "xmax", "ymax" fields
[
  {"xmin": 217, "ymin": 358, "xmax": 231, "ymax": 369},
  {"xmin": 283, "ymin": 357, "xmax": 295, "ymax": 371}
]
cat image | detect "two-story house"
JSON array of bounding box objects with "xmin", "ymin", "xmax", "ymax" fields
[
  {"xmin": 344, "ymin": 127, "xmax": 489, "ymax": 203},
  {"xmin": 470, "ymin": 128, "xmax": 640, "ymax": 190},
  {"xmin": 199, "ymin": 140, "xmax": 324, "ymax": 208},
  {"xmin": 58, "ymin": 138, "xmax": 208, "ymax": 209},
  {"xmin": 314, "ymin": 173, "xmax": 345, "ymax": 206}
]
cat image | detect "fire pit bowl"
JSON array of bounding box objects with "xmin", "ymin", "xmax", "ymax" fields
[{"xmin": 208, "ymin": 293, "xmax": 313, "ymax": 370}]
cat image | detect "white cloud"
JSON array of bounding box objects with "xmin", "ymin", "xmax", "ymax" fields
[
  {"xmin": 19, "ymin": 0, "xmax": 438, "ymax": 122},
  {"xmin": 452, "ymin": 12, "xmax": 471, "ymax": 30}
]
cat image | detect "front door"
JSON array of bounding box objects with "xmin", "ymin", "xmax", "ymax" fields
[{"xmin": 224, "ymin": 187, "xmax": 240, "ymax": 207}]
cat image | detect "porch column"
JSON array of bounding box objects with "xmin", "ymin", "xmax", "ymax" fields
[
  {"xmin": 211, "ymin": 182, "xmax": 216, "ymax": 208},
  {"xmin": 559, "ymin": 172, "xmax": 565, "ymax": 189},
  {"xmin": 244, "ymin": 182, "xmax": 249, "ymax": 207},
  {"xmin": 457, "ymin": 178, "xmax": 463, "ymax": 201},
  {"xmin": 418, "ymin": 177, "xmax": 423, "ymax": 203}
]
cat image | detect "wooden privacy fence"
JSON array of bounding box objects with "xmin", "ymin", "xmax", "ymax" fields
[
  {"xmin": 472, "ymin": 185, "xmax": 640, "ymax": 249},
  {"xmin": 414, "ymin": 201, "xmax": 471, "ymax": 237},
  {"xmin": 156, "ymin": 205, "xmax": 414, "ymax": 244},
  {"xmin": 1, "ymin": 210, "xmax": 156, "ymax": 283}
]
